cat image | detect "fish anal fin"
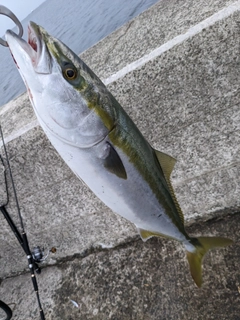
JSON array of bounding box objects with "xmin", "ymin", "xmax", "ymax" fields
[
  {"xmin": 139, "ymin": 229, "xmax": 156, "ymax": 242},
  {"xmin": 154, "ymin": 148, "xmax": 184, "ymax": 225},
  {"xmin": 138, "ymin": 228, "xmax": 171, "ymax": 242},
  {"xmin": 104, "ymin": 142, "xmax": 127, "ymax": 179}
]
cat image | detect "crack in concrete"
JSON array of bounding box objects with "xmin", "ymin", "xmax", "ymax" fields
[
  {"xmin": 173, "ymin": 160, "xmax": 240, "ymax": 186},
  {"xmin": 1, "ymin": 212, "xmax": 238, "ymax": 282},
  {"xmin": 0, "ymin": 235, "xmax": 140, "ymax": 281},
  {"xmin": 104, "ymin": 21, "xmax": 134, "ymax": 64}
]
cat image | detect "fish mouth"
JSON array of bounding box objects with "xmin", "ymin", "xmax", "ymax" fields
[
  {"xmin": 5, "ymin": 21, "xmax": 51, "ymax": 74},
  {"xmin": 28, "ymin": 21, "xmax": 43, "ymax": 68}
]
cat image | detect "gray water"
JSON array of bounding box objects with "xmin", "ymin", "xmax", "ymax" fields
[{"xmin": 0, "ymin": 0, "xmax": 159, "ymax": 107}]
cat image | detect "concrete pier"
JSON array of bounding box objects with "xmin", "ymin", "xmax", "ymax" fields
[{"xmin": 0, "ymin": 0, "xmax": 240, "ymax": 319}]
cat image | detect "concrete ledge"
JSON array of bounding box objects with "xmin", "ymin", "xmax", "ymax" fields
[{"xmin": 81, "ymin": 0, "xmax": 239, "ymax": 80}]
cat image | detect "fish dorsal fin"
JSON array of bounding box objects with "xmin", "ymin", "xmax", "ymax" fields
[{"xmin": 154, "ymin": 149, "xmax": 184, "ymax": 225}]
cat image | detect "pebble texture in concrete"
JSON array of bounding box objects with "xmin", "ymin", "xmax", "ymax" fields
[{"xmin": 81, "ymin": 0, "xmax": 239, "ymax": 80}]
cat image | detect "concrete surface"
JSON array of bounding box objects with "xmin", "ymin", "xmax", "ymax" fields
[
  {"xmin": 0, "ymin": 214, "xmax": 239, "ymax": 319},
  {"xmin": 0, "ymin": 0, "xmax": 240, "ymax": 318}
]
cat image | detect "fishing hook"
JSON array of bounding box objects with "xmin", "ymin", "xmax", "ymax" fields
[{"xmin": 0, "ymin": 5, "xmax": 23, "ymax": 47}]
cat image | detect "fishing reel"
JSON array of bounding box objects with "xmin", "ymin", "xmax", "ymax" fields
[
  {"xmin": 32, "ymin": 246, "xmax": 57, "ymax": 263},
  {"xmin": 31, "ymin": 246, "xmax": 57, "ymax": 274}
]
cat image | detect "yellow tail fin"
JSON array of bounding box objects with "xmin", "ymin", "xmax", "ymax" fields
[{"xmin": 186, "ymin": 237, "xmax": 233, "ymax": 287}]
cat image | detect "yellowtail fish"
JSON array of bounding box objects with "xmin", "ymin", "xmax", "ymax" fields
[{"xmin": 5, "ymin": 22, "xmax": 232, "ymax": 287}]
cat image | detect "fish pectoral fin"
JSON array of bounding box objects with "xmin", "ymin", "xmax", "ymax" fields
[
  {"xmin": 104, "ymin": 142, "xmax": 127, "ymax": 180},
  {"xmin": 154, "ymin": 148, "xmax": 184, "ymax": 225}
]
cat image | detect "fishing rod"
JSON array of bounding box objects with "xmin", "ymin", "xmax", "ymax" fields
[
  {"xmin": 0, "ymin": 6, "xmax": 56, "ymax": 320},
  {"xmin": 0, "ymin": 126, "xmax": 47, "ymax": 320}
]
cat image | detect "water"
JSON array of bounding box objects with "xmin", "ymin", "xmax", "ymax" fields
[{"xmin": 0, "ymin": 0, "xmax": 159, "ymax": 107}]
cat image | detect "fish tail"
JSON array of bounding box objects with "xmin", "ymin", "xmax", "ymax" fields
[{"xmin": 186, "ymin": 236, "xmax": 233, "ymax": 287}]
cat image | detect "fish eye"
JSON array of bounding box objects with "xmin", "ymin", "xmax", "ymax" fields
[{"xmin": 63, "ymin": 66, "xmax": 77, "ymax": 80}]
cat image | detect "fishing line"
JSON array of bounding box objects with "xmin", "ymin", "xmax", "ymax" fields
[
  {"xmin": 0, "ymin": 125, "xmax": 24, "ymax": 230},
  {"xmin": 0, "ymin": 153, "xmax": 9, "ymax": 207}
]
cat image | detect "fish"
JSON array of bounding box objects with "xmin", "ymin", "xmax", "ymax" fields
[{"xmin": 5, "ymin": 22, "xmax": 232, "ymax": 287}]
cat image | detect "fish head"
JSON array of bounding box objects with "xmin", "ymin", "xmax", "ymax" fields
[{"xmin": 5, "ymin": 22, "xmax": 109, "ymax": 147}]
